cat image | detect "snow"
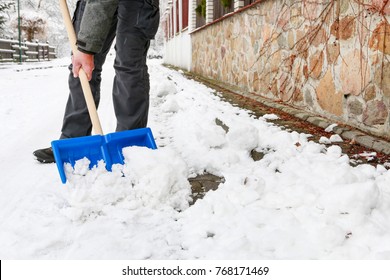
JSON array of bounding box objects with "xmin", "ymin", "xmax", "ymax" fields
[
  {"xmin": 1, "ymin": 56, "xmax": 390, "ymax": 260},
  {"xmin": 325, "ymin": 123, "xmax": 338, "ymax": 132},
  {"xmin": 329, "ymin": 134, "xmax": 343, "ymax": 143},
  {"xmin": 319, "ymin": 134, "xmax": 344, "ymax": 144}
]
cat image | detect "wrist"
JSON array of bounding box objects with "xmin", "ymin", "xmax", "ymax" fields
[{"xmin": 77, "ymin": 47, "xmax": 96, "ymax": 55}]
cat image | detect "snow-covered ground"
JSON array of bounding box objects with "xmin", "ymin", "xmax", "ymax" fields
[{"xmin": 1, "ymin": 55, "xmax": 390, "ymax": 260}]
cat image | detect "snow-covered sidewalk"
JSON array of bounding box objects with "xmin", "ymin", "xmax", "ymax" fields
[{"xmin": 1, "ymin": 56, "xmax": 390, "ymax": 259}]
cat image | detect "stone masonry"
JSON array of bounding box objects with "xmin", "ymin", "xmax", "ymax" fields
[{"xmin": 191, "ymin": 0, "xmax": 390, "ymax": 140}]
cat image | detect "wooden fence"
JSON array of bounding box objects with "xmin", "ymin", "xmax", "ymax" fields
[{"xmin": 0, "ymin": 38, "xmax": 56, "ymax": 63}]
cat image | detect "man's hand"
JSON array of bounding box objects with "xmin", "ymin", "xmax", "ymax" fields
[{"xmin": 72, "ymin": 50, "xmax": 94, "ymax": 81}]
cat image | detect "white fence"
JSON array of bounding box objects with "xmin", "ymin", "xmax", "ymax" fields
[{"xmin": 0, "ymin": 38, "xmax": 56, "ymax": 62}]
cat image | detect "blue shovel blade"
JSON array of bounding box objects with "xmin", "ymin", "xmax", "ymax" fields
[
  {"xmin": 103, "ymin": 127, "xmax": 158, "ymax": 169},
  {"xmin": 51, "ymin": 127, "xmax": 157, "ymax": 184}
]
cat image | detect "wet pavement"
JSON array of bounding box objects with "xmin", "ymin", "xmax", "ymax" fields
[{"xmin": 189, "ymin": 174, "xmax": 225, "ymax": 204}]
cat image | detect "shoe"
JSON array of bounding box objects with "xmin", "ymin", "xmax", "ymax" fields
[{"xmin": 33, "ymin": 147, "xmax": 55, "ymax": 163}]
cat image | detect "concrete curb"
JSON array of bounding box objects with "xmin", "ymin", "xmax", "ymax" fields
[
  {"xmin": 163, "ymin": 64, "xmax": 390, "ymax": 155},
  {"xmin": 241, "ymin": 92, "xmax": 390, "ymax": 155}
]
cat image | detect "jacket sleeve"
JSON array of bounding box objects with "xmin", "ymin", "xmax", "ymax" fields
[{"xmin": 76, "ymin": 0, "xmax": 118, "ymax": 54}]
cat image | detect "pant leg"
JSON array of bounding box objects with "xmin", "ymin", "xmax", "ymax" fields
[
  {"xmin": 60, "ymin": 1, "xmax": 117, "ymax": 139},
  {"xmin": 113, "ymin": 0, "xmax": 159, "ymax": 131}
]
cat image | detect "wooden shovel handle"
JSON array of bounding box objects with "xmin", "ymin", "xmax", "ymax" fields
[{"xmin": 59, "ymin": 0, "xmax": 104, "ymax": 135}]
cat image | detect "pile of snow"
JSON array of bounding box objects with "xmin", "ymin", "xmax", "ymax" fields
[{"xmin": 0, "ymin": 58, "xmax": 390, "ymax": 259}]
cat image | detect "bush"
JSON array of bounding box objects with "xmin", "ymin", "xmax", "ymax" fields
[{"xmin": 0, "ymin": 3, "xmax": 14, "ymax": 32}]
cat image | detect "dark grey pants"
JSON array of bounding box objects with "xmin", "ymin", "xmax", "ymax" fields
[{"xmin": 60, "ymin": 0, "xmax": 160, "ymax": 139}]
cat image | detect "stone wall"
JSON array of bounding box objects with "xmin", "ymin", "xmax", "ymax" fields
[{"xmin": 191, "ymin": 0, "xmax": 390, "ymax": 139}]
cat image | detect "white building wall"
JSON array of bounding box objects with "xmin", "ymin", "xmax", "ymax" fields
[
  {"xmin": 163, "ymin": 29, "xmax": 192, "ymax": 71},
  {"xmin": 163, "ymin": 0, "xmax": 194, "ymax": 71}
]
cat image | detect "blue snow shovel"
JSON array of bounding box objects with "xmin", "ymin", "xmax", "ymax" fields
[{"xmin": 52, "ymin": 0, "xmax": 157, "ymax": 183}]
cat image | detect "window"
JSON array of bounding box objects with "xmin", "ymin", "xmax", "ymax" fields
[{"xmin": 182, "ymin": 0, "xmax": 189, "ymax": 29}]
